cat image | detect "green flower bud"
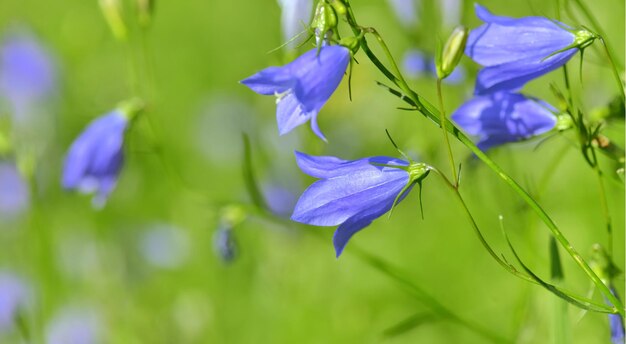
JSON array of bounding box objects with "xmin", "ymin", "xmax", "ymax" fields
[
  {"xmin": 555, "ymin": 113, "xmax": 574, "ymax": 131},
  {"xmin": 99, "ymin": 0, "xmax": 128, "ymax": 41},
  {"xmin": 437, "ymin": 26, "xmax": 469, "ymax": 80},
  {"xmin": 137, "ymin": 0, "xmax": 156, "ymax": 28},
  {"xmin": 573, "ymin": 28, "xmax": 597, "ymax": 50},
  {"xmin": 312, "ymin": 1, "xmax": 338, "ymax": 43},
  {"xmin": 329, "ymin": 0, "xmax": 347, "ymax": 16}
]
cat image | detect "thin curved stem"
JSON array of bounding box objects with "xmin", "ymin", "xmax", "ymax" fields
[
  {"xmin": 343, "ymin": 4, "xmax": 624, "ymax": 316},
  {"xmin": 436, "ymin": 79, "xmax": 458, "ymax": 185}
]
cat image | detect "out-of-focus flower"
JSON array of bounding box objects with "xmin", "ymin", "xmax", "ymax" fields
[
  {"xmin": 0, "ymin": 30, "xmax": 56, "ymax": 120},
  {"xmin": 387, "ymin": 0, "xmax": 419, "ymax": 28},
  {"xmin": 291, "ymin": 152, "xmax": 429, "ymax": 257},
  {"xmin": 62, "ymin": 111, "xmax": 128, "ymax": 207},
  {"xmin": 441, "ymin": 0, "xmax": 462, "ymax": 28},
  {"xmin": 278, "ymin": 0, "xmax": 313, "ymax": 49},
  {"xmin": 46, "ymin": 306, "xmax": 101, "ymax": 344},
  {"xmin": 451, "ymin": 92, "xmax": 557, "ymax": 151},
  {"xmin": 241, "ymin": 45, "xmax": 351, "ymax": 141},
  {"xmin": 139, "ymin": 224, "xmax": 190, "ymax": 269},
  {"xmin": 402, "ymin": 49, "xmax": 465, "ymax": 84},
  {"xmin": 465, "ymin": 4, "xmax": 594, "ymax": 94},
  {"xmin": 607, "ymin": 287, "xmax": 625, "ymax": 344},
  {"xmin": 263, "ymin": 183, "xmax": 298, "ymax": 218},
  {"xmin": 0, "ymin": 162, "xmax": 30, "ymax": 221},
  {"xmin": 0, "ymin": 272, "xmax": 30, "ymax": 333},
  {"xmin": 213, "ymin": 227, "xmax": 237, "ymax": 263}
]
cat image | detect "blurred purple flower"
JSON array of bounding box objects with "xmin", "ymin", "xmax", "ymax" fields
[
  {"xmin": 0, "ymin": 30, "xmax": 55, "ymax": 119},
  {"xmin": 139, "ymin": 224, "xmax": 190, "ymax": 269},
  {"xmin": 241, "ymin": 45, "xmax": 350, "ymax": 141},
  {"xmin": 278, "ymin": 0, "xmax": 313, "ymax": 49},
  {"xmin": 263, "ymin": 183, "xmax": 298, "ymax": 217},
  {"xmin": 0, "ymin": 272, "xmax": 30, "ymax": 333},
  {"xmin": 213, "ymin": 227, "xmax": 237, "ymax": 263},
  {"xmin": 0, "ymin": 162, "xmax": 30, "ymax": 221},
  {"xmin": 402, "ymin": 49, "xmax": 465, "ymax": 84},
  {"xmin": 451, "ymin": 92, "xmax": 557, "ymax": 151},
  {"xmin": 291, "ymin": 152, "xmax": 412, "ymax": 257},
  {"xmin": 387, "ymin": 0, "xmax": 419, "ymax": 28},
  {"xmin": 607, "ymin": 287, "xmax": 625, "ymax": 344},
  {"xmin": 46, "ymin": 306, "xmax": 101, "ymax": 344},
  {"xmin": 62, "ymin": 111, "xmax": 128, "ymax": 207},
  {"xmin": 441, "ymin": 0, "xmax": 462, "ymax": 28},
  {"xmin": 465, "ymin": 4, "xmax": 580, "ymax": 94}
]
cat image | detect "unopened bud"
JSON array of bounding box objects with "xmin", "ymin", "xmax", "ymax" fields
[
  {"xmin": 312, "ymin": 1, "xmax": 338, "ymax": 45},
  {"xmin": 137, "ymin": 0, "xmax": 155, "ymax": 28},
  {"xmin": 99, "ymin": 0, "xmax": 128, "ymax": 41},
  {"xmin": 437, "ymin": 26, "xmax": 468, "ymax": 80}
]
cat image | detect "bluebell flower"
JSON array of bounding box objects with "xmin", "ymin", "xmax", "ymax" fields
[
  {"xmin": 46, "ymin": 306, "xmax": 101, "ymax": 344},
  {"xmin": 291, "ymin": 152, "xmax": 425, "ymax": 257},
  {"xmin": 607, "ymin": 287, "xmax": 625, "ymax": 344},
  {"xmin": 387, "ymin": 0, "xmax": 419, "ymax": 28},
  {"xmin": 62, "ymin": 111, "xmax": 128, "ymax": 207},
  {"xmin": 0, "ymin": 162, "xmax": 30, "ymax": 222},
  {"xmin": 213, "ymin": 227, "xmax": 237, "ymax": 263},
  {"xmin": 403, "ymin": 49, "xmax": 465, "ymax": 84},
  {"xmin": 139, "ymin": 224, "xmax": 190, "ymax": 269},
  {"xmin": 451, "ymin": 92, "xmax": 557, "ymax": 151},
  {"xmin": 0, "ymin": 272, "xmax": 30, "ymax": 333},
  {"xmin": 465, "ymin": 4, "xmax": 591, "ymax": 94},
  {"xmin": 0, "ymin": 30, "xmax": 56, "ymax": 119},
  {"xmin": 241, "ymin": 45, "xmax": 351, "ymax": 141},
  {"xmin": 277, "ymin": 0, "xmax": 313, "ymax": 49}
]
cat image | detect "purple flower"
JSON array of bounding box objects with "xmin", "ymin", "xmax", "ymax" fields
[
  {"xmin": 213, "ymin": 227, "xmax": 237, "ymax": 263},
  {"xmin": 0, "ymin": 162, "xmax": 30, "ymax": 221},
  {"xmin": 62, "ymin": 111, "xmax": 128, "ymax": 207},
  {"xmin": 291, "ymin": 152, "xmax": 416, "ymax": 257},
  {"xmin": 139, "ymin": 224, "xmax": 190, "ymax": 269},
  {"xmin": 278, "ymin": 0, "xmax": 313, "ymax": 49},
  {"xmin": 0, "ymin": 30, "xmax": 56, "ymax": 118},
  {"xmin": 387, "ymin": 0, "xmax": 419, "ymax": 28},
  {"xmin": 241, "ymin": 45, "xmax": 351, "ymax": 141},
  {"xmin": 607, "ymin": 287, "xmax": 625, "ymax": 344},
  {"xmin": 451, "ymin": 92, "xmax": 557, "ymax": 151},
  {"xmin": 0, "ymin": 272, "xmax": 30, "ymax": 333},
  {"xmin": 46, "ymin": 306, "xmax": 101, "ymax": 344},
  {"xmin": 465, "ymin": 4, "xmax": 583, "ymax": 94}
]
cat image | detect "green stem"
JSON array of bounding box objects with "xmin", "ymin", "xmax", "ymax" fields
[
  {"xmin": 590, "ymin": 147, "xmax": 613, "ymax": 257},
  {"xmin": 599, "ymin": 37, "xmax": 626, "ymax": 100},
  {"xmin": 436, "ymin": 79, "xmax": 458, "ymax": 185},
  {"xmin": 570, "ymin": 0, "xmax": 623, "ymax": 71},
  {"xmin": 344, "ymin": 4, "xmax": 624, "ymax": 316}
]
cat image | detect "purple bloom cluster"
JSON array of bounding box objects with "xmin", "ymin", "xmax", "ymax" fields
[{"xmin": 451, "ymin": 4, "xmax": 579, "ymax": 150}]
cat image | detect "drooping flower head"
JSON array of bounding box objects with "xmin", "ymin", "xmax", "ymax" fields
[
  {"xmin": 0, "ymin": 29, "xmax": 56, "ymax": 120},
  {"xmin": 0, "ymin": 162, "xmax": 30, "ymax": 222},
  {"xmin": 387, "ymin": 0, "xmax": 419, "ymax": 28},
  {"xmin": 241, "ymin": 45, "xmax": 351, "ymax": 141},
  {"xmin": 277, "ymin": 0, "xmax": 313, "ymax": 49},
  {"xmin": 291, "ymin": 152, "xmax": 428, "ymax": 257},
  {"xmin": 465, "ymin": 4, "xmax": 595, "ymax": 94},
  {"xmin": 62, "ymin": 110, "xmax": 129, "ymax": 207},
  {"xmin": 0, "ymin": 272, "xmax": 30, "ymax": 333},
  {"xmin": 213, "ymin": 227, "xmax": 237, "ymax": 263},
  {"xmin": 46, "ymin": 306, "xmax": 102, "ymax": 344},
  {"xmin": 451, "ymin": 92, "xmax": 558, "ymax": 151}
]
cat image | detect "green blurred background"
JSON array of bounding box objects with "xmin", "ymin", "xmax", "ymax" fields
[{"xmin": 0, "ymin": 0, "xmax": 623, "ymax": 343}]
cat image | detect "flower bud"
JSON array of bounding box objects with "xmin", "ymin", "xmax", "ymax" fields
[
  {"xmin": 312, "ymin": 1, "xmax": 338, "ymax": 45},
  {"xmin": 436, "ymin": 26, "xmax": 468, "ymax": 80},
  {"xmin": 329, "ymin": 0, "xmax": 347, "ymax": 16},
  {"xmin": 137, "ymin": 0, "xmax": 155, "ymax": 28},
  {"xmin": 99, "ymin": 0, "xmax": 128, "ymax": 41}
]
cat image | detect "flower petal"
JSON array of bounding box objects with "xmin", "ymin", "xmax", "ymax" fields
[
  {"xmin": 276, "ymin": 93, "xmax": 313, "ymax": 135},
  {"xmin": 240, "ymin": 66, "xmax": 294, "ymax": 95},
  {"xmin": 294, "ymin": 151, "xmax": 408, "ymax": 179},
  {"xmin": 473, "ymin": 48, "xmax": 576, "ymax": 94}
]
